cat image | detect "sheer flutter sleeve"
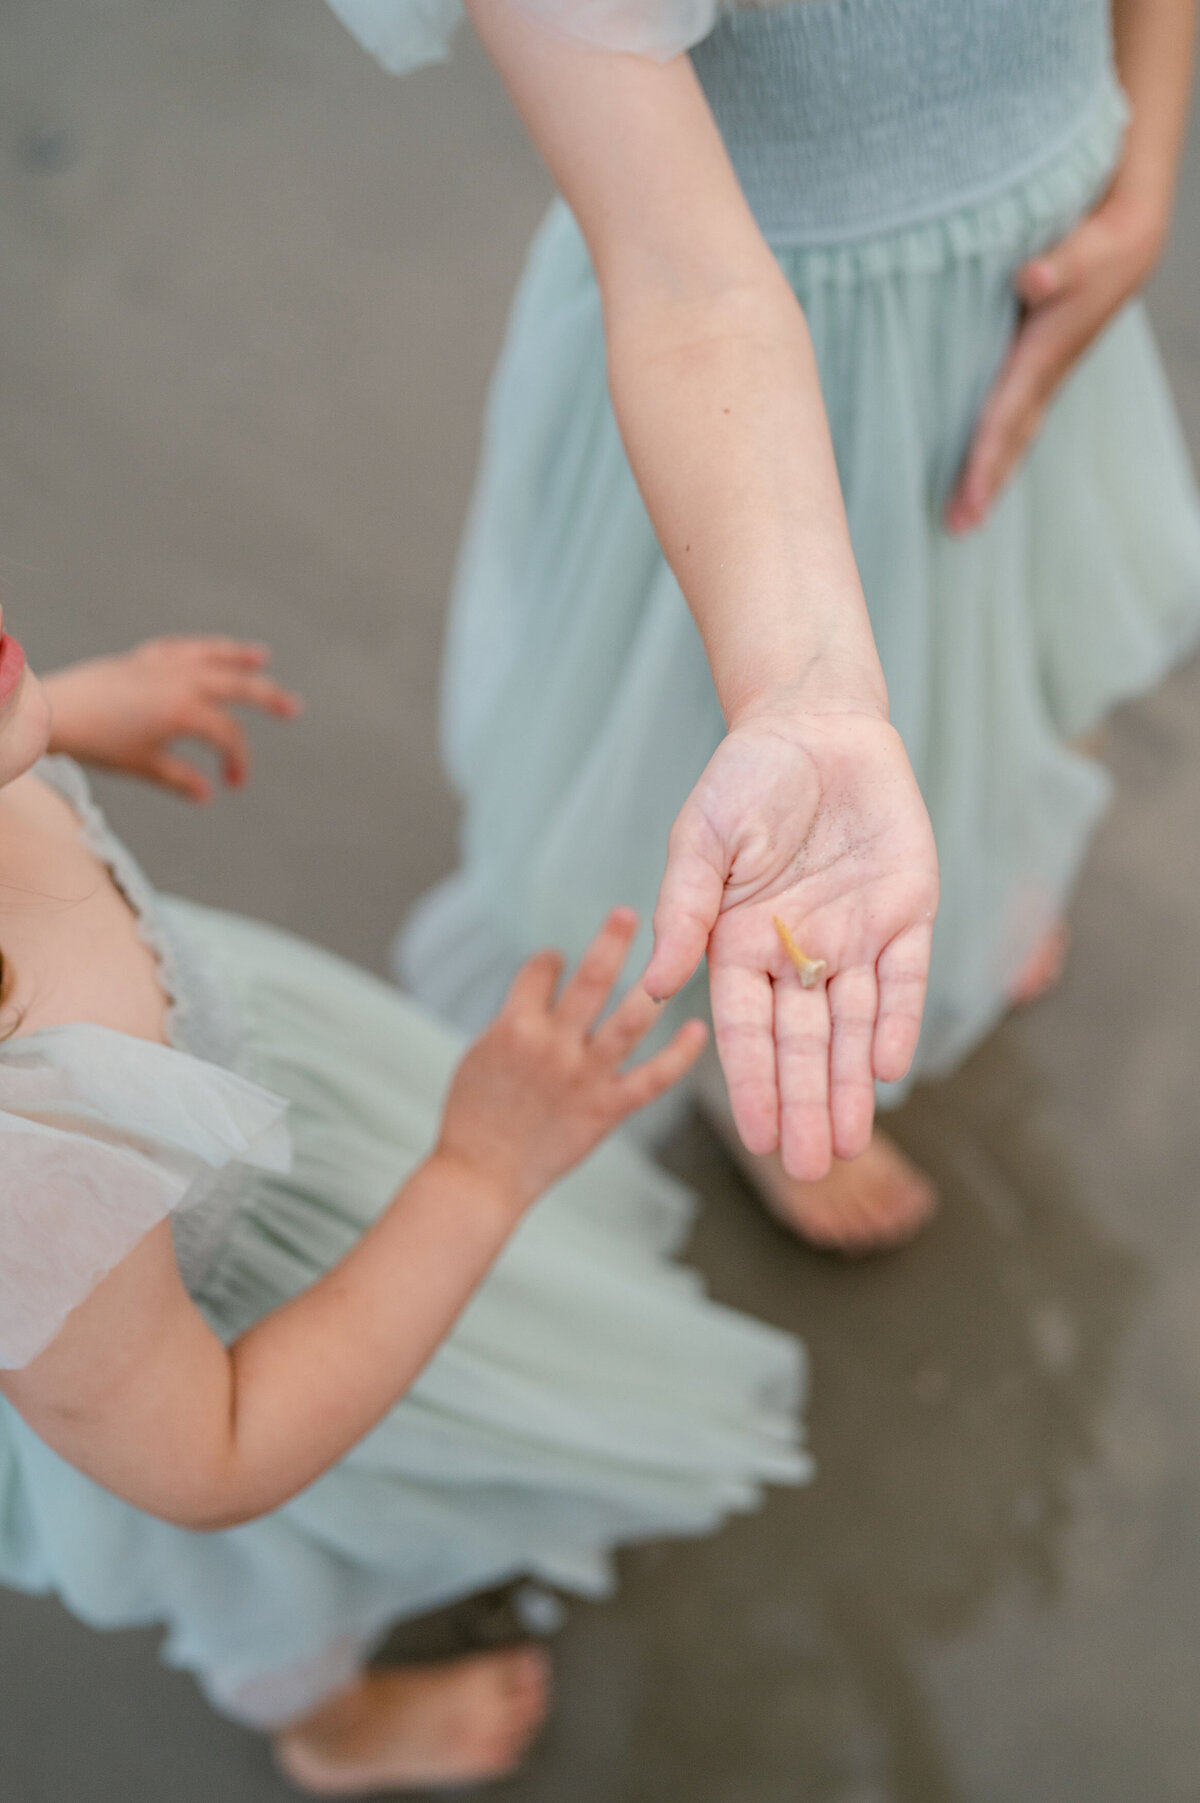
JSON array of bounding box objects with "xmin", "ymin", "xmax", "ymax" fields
[
  {"xmin": 326, "ymin": 0, "xmax": 724, "ymax": 75},
  {"xmin": 0, "ymin": 1025, "xmax": 290, "ymax": 1370}
]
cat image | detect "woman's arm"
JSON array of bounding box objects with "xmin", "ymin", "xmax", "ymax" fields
[
  {"xmin": 465, "ymin": 0, "xmax": 938, "ymax": 1174},
  {"xmin": 947, "ymin": 0, "xmax": 1196, "ymax": 531},
  {"xmin": 1112, "ymin": 0, "xmax": 1196, "ymax": 224},
  {"xmin": 467, "ymin": 0, "xmax": 881, "ymax": 725},
  {"xmin": 0, "ymin": 913, "xmax": 704, "ymax": 1529}
]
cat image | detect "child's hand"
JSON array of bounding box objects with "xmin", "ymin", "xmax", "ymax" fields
[
  {"xmin": 42, "ymin": 637, "xmax": 302, "ymax": 801},
  {"xmin": 945, "ymin": 183, "xmax": 1168, "ymax": 533},
  {"xmin": 436, "ymin": 908, "xmax": 708, "ymax": 1210}
]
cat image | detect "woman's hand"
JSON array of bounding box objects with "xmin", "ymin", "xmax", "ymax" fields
[
  {"xmin": 949, "ymin": 0, "xmax": 1199, "ymax": 532},
  {"xmin": 945, "ymin": 184, "xmax": 1169, "ymax": 534},
  {"xmin": 438, "ymin": 908, "xmax": 708, "ymax": 1209},
  {"xmin": 643, "ymin": 706, "xmax": 939, "ymax": 1181},
  {"xmin": 43, "ymin": 636, "xmax": 302, "ymax": 800}
]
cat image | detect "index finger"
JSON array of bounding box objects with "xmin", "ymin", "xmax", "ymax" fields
[
  {"xmin": 195, "ymin": 638, "xmax": 273, "ymax": 666},
  {"xmin": 555, "ymin": 907, "xmax": 639, "ymax": 1031},
  {"xmin": 709, "ymin": 961, "xmax": 779, "ymax": 1157},
  {"xmin": 202, "ymin": 670, "xmax": 304, "ymax": 718}
]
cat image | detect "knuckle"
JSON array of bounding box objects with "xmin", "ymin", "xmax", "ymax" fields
[
  {"xmin": 713, "ymin": 1018, "xmax": 765, "ymax": 1052},
  {"xmin": 775, "ymin": 1025, "xmax": 828, "ymax": 1058}
]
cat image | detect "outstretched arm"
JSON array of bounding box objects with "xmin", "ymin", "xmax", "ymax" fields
[
  {"xmin": 467, "ymin": 0, "xmax": 939, "ymax": 1174},
  {"xmin": 0, "ymin": 913, "xmax": 704, "ymax": 1528}
]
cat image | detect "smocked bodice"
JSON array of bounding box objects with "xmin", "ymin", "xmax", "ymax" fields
[
  {"xmin": 329, "ymin": 0, "xmax": 1126, "ymax": 244},
  {"xmin": 690, "ymin": 0, "xmax": 1124, "ymax": 243}
]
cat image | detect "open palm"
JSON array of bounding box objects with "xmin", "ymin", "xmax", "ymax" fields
[{"xmin": 644, "ymin": 709, "xmax": 939, "ymax": 1179}]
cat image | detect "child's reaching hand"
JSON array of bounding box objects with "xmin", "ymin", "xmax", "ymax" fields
[
  {"xmin": 437, "ymin": 907, "xmax": 708, "ymax": 1210},
  {"xmin": 41, "ymin": 636, "xmax": 302, "ymax": 801}
]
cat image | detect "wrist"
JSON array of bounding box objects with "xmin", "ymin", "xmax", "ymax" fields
[
  {"xmin": 725, "ymin": 662, "xmax": 889, "ymax": 733},
  {"xmin": 424, "ymin": 1145, "xmax": 526, "ymax": 1227},
  {"xmin": 1105, "ymin": 163, "xmax": 1175, "ymax": 270},
  {"xmin": 40, "ymin": 666, "xmax": 100, "ymax": 761},
  {"xmin": 716, "ymin": 585, "xmax": 889, "ymax": 731}
]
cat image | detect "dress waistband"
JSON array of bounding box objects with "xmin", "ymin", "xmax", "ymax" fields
[{"xmin": 691, "ymin": 0, "xmax": 1123, "ymax": 245}]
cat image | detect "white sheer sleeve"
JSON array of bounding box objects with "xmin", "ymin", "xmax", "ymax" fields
[
  {"xmin": 326, "ymin": 0, "xmax": 722, "ymax": 75},
  {"xmin": 0, "ymin": 1026, "xmax": 290, "ymax": 1370},
  {"xmin": 326, "ymin": 0, "xmax": 466, "ymax": 75}
]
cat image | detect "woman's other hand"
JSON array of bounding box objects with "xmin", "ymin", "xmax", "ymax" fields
[
  {"xmin": 438, "ymin": 908, "xmax": 708, "ymax": 1209},
  {"xmin": 43, "ymin": 636, "xmax": 302, "ymax": 799},
  {"xmin": 947, "ymin": 0, "xmax": 1198, "ymax": 535},
  {"xmin": 643, "ymin": 706, "xmax": 939, "ymax": 1181},
  {"xmin": 945, "ymin": 185, "xmax": 1169, "ymax": 533}
]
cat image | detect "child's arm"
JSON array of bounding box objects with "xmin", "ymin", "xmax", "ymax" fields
[
  {"xmin": 946, "ymin": 0, "xmax": 1197, "ymax": 532},
  {"xmin": 42, "ymin": 637, "xmax": 302, "ymax": 801},
  {"xmin": 0, "ymin": 911, "xmax": 705, "ymax": 1531}
]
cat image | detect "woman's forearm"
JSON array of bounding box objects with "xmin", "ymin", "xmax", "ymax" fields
[
  {"xmin": 466, "ymin": 0, "xmax": 887, "ymax": 729},
  {"xmin": 1112, "ymin": 0, "xmax": 1197, "ymax": 233},
  {"xmin": 604, "ymin": 271, "xmax": 886, "ymax": 726}
]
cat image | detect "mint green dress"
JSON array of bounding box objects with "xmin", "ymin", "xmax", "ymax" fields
[
  {"xmin": 0, "ymin": 760, "xmax": 806, "ymax": 1728},
  {"xmin": 330, "ymin": 0, "xmax": 1200, "ymax": 1095}
]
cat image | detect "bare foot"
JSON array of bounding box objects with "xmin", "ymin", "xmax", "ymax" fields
[
  {"xmin": 1009, "ymin": 921, "xmax": 1070, "ymax": 1006},
  {"xmin": 695, "ymin": 1051, "xmax": 936, "ymax": 1254},
  {"xmin": 274, "ymin": 1646, "xmax": 551, "ymax": 1796},
  {"xmin": 735, "ymin": 1129, "xmax": 937, "ymax": 1254}
]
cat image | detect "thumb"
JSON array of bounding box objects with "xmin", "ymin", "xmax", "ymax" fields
[
  {"xmin": 1016, "ymin": 221, "xmax": 1092, "ymax": 305},
  {"xmin": 642, "ymin": 802, "xmax": 728, "ymax": 1001}
]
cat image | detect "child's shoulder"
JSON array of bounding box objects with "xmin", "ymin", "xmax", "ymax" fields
[{"xmin": 0, "ymin": 1024, "xmax": 291, "ymax": 1370}]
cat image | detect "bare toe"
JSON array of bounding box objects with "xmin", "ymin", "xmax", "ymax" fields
[
  {"xmin": 716, "ymin": 1122, "xmax": 937, "ymax": 1255},
  {"xmin": 1009, "ymin": 921, "xmax": 1069, "ymax": 1006},
  {"xmin": 274, "ymin": 1646, "xmax": 551, "ymax": 1796}
]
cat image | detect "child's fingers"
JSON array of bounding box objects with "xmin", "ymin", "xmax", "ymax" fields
[
  {"xmin": 188, "ymin": 706, "xmax": 251, "ymax": 786},
  {"xmin": 205, "ymin": 669, "xmax": 304, "ymax": 718},
  {"xmin": 614, "ymin": 1020, "xmax": 708, "ymax": 1115},
  {"xmin": 180, "ymin": 637, "xmax": 273, "ymax": 667},
  {"xmin": 208, "ymin": 639, "xmax": 272, "ymax": 667},
  {"xmin": 504, "ymin": 949, "xmax": 564, "ymax": 1015},
  {"xmin": 555, "ymin": 908, "xmax": 639, "ymax": 1032},
  {"xmin": 146, "ymin": 751, "xmax": 212, "ymax": 804},
  {"xmin": 589, "ymin": 979, "xmax": 662, "ymax": 1065}
]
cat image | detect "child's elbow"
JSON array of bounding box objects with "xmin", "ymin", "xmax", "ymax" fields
[
  {"xmin": 154, "ymin": 1474, "xmax": 281, "ymax": 1533},
  {"xmin": 173, "ymin": 1499, "xmax": 263, "ymax": 1533}
]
